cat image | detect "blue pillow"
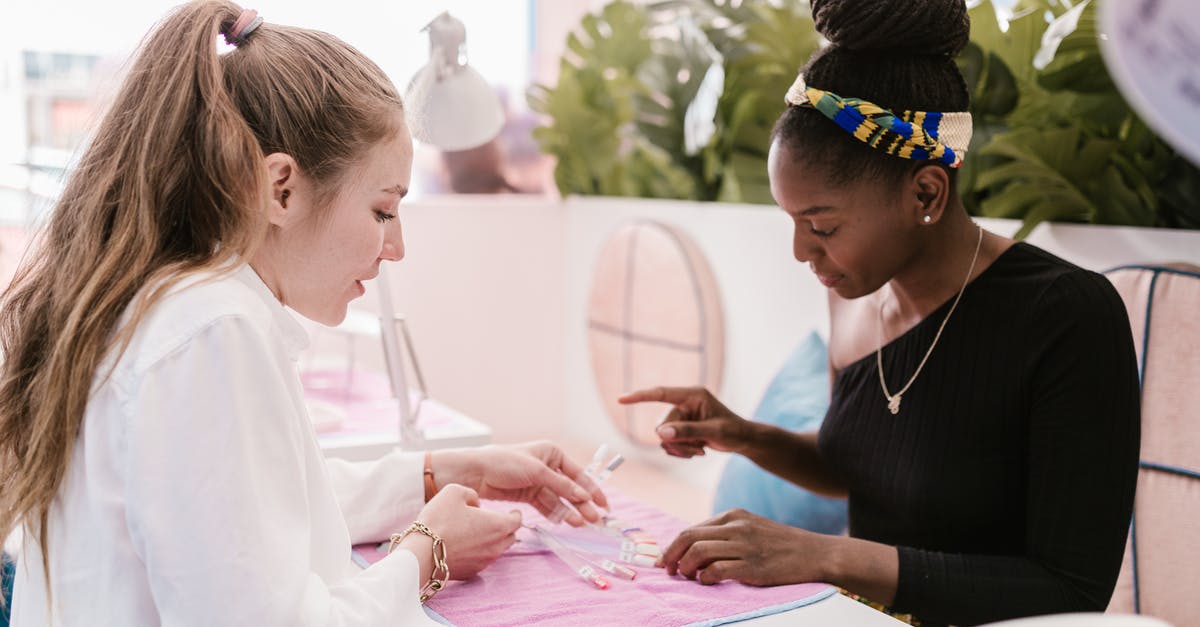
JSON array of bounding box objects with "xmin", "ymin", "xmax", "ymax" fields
[{"xmin": 712, "ymin": 331, "xmax": 848, "ymax": 534}]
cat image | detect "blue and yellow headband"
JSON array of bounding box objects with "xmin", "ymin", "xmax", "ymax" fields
[{"xmin": 784, "ymin": 74, "xmax": 973, "ymax": 168}]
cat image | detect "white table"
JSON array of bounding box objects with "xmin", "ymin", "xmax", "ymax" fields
[
  {"xmin": 744, "ymin": 591, "xmax": 907, "ymax": 625},
  {"xmin": 302, "ymin": 367, "xmax": 492, "ymax": 461},
  {"xmin": 315, "ymin": 396, "xmax": 492, "ymax": 461}
]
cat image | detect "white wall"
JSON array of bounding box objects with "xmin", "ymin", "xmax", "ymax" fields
[
  {"xmin": 340, "ymin": 195, "xmax": 566, "ymax": 444},
  {"xmin": 353, "ymin": 195, "xmax": 1200, "ymax": 496},
  {"xmin": 355, "ymin": 194, "xmax": 1200, "ymax": 497},
  {"xmin": 1023, "ymin": 221, "xmax": 1200, "ymax": 271}
]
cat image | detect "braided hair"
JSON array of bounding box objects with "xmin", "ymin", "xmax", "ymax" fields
[{"xmin": 773, "ymin": 0, "xmax": 972, "ymax": 186}]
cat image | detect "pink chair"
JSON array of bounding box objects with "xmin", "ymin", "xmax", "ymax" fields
[{"xmin": 1104, "ymin": 264, "xmax": 1200, "ymax": 625}]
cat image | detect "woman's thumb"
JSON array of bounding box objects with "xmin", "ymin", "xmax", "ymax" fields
[{"xmin": 657, "ymin": 420, "xmax": 717, "ymax": 441}]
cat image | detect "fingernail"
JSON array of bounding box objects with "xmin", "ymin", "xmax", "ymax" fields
[
  {"xmin": 574, "ymin": 486, "xmax": 589, "ymax": 501},
  {"xmin": 658, "ymin": 426, "xmax": 676, "ymax": 439},
  {"xmin": 547, "ymin": 502, "xmax": 570, "ymax": 524}
]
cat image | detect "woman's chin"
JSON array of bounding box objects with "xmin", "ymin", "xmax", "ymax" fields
[{"xmin": 297, "ymin": 304, "xmax": 349, "ymax": 328}]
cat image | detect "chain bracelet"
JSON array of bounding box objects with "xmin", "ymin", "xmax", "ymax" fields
[{"xmin": 389, "ymin": 521, "xmax": 449, "ymax": 603}]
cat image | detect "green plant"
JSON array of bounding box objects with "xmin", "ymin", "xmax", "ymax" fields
[
  {"xmin": 526, "ymin": 2, "xmax": 694, "ymax": 200},
  {"xmin": 528, "ymin": 0, "xmax": 817, "ymax": 204},
  {"xmin": 960, "ymin": 0, "xmax": 1200, "ymax": 236},
  {"xmin": 529, "ymin": 0, "xmax": 1200, "ymax": 235}
]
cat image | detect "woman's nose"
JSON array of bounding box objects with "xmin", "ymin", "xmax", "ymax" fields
[
  {"xmin": 380, "ymin": 222, "xmax": 405, "ymax": 262},
  {"xmin": 793, "ymin": 226, "xmax": 819, "ymax": 263}
]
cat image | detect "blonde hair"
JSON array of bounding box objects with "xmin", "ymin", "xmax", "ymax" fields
[{"xmin": 0, "ymin": 0, "xmax": 403, "ymax": 603}]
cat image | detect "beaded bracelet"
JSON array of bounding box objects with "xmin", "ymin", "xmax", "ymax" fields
[{"xmin": 389, "ymin": 521, "xmax": 449, "ymax": 603}]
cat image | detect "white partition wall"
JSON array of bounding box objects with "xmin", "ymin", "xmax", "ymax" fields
[
  {"xmin": 356, "ymin": 195, "xmax": 1200, "ymax": 501},
  {"xmin": 345, "ymin": 196, "xmax": 568, "ymax": 444}
]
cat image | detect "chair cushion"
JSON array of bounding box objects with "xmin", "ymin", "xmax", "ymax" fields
[{"xmin": 1104, "ymin": 265, "xmax": 1200, "ymax": 622}]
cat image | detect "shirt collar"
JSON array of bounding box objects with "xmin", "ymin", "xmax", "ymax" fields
[{"xmin": 233, "ymin": 263, "xmax": 310, "ymax": 361}]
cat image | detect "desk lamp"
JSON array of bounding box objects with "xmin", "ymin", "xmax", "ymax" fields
[
  {"xmin": 374, "ymin": 12, "xmax": 504, "ymax": 447},
  {"xmin": 1099, "ymin": 0, "xmax": 1200, "ymax": 166},
  {"xmin": 404, "ymin": 11, "xmax": 505, "ymax": 151},
  {"xmin": 376, "ymin": 282, "xmax": 427, "ymax": 447}
]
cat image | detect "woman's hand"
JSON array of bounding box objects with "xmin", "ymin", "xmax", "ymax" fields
[
  {"xmin": 410, "ymin": 483, "xmax": 522, "ymax": 580},
  {"xmin": 618, "ymin": 387, "xmax": 756, "ymax": 458},
  {"xmin": 432, "ymin": 441, "xmax": 607, "ymax": 526},
  {"xmin": 659, "ymin": 509, "xmax": 832, "ymax": 586}
]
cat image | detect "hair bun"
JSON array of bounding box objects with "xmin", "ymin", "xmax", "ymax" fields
[{"xmin": 811, "ymin": 0, "xmax": 970, "ymax": 56}]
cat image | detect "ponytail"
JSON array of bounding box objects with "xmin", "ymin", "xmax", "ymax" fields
[{"xmin": 0, "ymin": 0, "xmax": 403, "ymax": 605}]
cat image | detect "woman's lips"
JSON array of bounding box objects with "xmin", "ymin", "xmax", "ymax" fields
[{"xmin": 815, "ymin": 272, "xmax": 843, "ymax": 288}]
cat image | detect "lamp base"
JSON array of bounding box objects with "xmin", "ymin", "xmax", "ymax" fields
[
  {"xmin": 303, "ymin": 368, "xmax": 492, "ymax": 460},
  {"xmin": 317, "ymin": 396, "xmax": 492, "ymax": 461}
]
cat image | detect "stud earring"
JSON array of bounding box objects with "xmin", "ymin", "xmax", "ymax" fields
[{"xmin": 922, "ymin": 215, "xmax": 932, "ymax": 224}]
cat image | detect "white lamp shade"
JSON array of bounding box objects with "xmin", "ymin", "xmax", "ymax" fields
[
  {"xmin": 1099, "ymin": 0, "xmax": 1200, "ymax": 166},
  {"xmin": 405, "ymin": 63, "xmax": 505, "ymax": 152}
]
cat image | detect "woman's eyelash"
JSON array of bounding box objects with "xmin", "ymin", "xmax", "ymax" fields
[
  {"xmin": 374, "ymin": 210, "xmax": 396, "ymax": 223},
  {"xmin": 810, "ymin": 226, "xmax": 837, "ymax": 238}
]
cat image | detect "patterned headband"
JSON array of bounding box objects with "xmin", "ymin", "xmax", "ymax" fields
[{"xmin": 784, "ymin": 74, "xmax": 973, "ymax": 168}]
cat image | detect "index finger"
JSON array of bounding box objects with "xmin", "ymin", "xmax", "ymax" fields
[
  {"xmin": 660, "ymin": 524, "xmax": 728, "ymax": 577},
  {"xmin": 554, "ymin": 452, "xmax": 610, "ymax": 510},
  {"xmin": 618, "ymin": 386, "xmax": 696, "ymax": 405},
  {"xmin": 533, "ymin": 464, "xmax": 607, "ymax": 518}
]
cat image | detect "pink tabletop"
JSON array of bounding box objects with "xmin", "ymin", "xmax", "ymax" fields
[{"xmin": 353, "ymin": 490, "xmax": 834, "ymax": 626}]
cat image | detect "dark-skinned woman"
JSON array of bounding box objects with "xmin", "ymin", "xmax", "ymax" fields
[{"xmin": 620, "ymin": 1, "xmax": 1140, "ymax": 625}]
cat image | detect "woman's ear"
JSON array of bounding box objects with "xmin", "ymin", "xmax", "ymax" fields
[
  {"xmin": 263, "ymin": 153, "xmax": 298, "ymax": 227},
  {"xmin": 908, "ymin": 164, "xmax": 951, "ymax": 226}
]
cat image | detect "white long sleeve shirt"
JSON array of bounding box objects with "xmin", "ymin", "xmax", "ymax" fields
[{"xmin": 12, "ymin": 264, "xmax": 439, "ymax": 626}]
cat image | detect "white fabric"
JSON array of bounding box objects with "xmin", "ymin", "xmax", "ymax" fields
[{"xmin": 11, "ymin": 264, "xmax": 438, "ymax": 626}]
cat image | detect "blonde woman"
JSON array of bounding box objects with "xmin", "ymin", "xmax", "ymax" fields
[{"xmin": 0, "ymin": 3, "xmax": 604, "ymax": 624}]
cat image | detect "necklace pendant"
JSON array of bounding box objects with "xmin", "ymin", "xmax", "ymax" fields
[{"xmin": 887, "ymin": 395, "xmax": 902, "ymax": 415}]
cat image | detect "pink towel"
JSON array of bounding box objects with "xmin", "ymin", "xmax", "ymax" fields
[{"xmin": 353, "ymin": 491, "xmax": 834, "ymax": 626}]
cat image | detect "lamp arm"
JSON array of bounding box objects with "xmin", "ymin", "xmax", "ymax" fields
[{"xmin": 376, "ymin": 264, "xmax": 423, "ymax": 446}]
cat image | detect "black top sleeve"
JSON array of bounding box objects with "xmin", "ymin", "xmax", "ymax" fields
[
  {"xmin": 890, "ymin": 269, "xmax": 1140, "ymax": 625},
  {"xmin": 818, "ymin": 244, "xmax": 1142, "ymax": 626}
]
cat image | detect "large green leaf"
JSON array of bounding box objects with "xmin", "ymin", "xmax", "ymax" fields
[
  {"xmin": 1036, "ymin": 2, "xmax": 1114, "ymax": 94},
  {"xmin": 975, "ymin": 126, "xmax": 1160, "ymax": 236},
  {"xmin": 958, "ymin": 43, "xmax": 1019, "ymax": 118},
  {"xmin": 632, "ymin": 15, "xmax": 722, "ymax": 196},
  {"xmin": 564, "ymin": 3, "xmax": 651, "ymax": 76},
  {"xmin": 700, "ymin": 2, "xmax": 816, "ymax": 204},
  {"xmin": 968, "ymin": 1, "xmax": 1047, "ymax": 89}
]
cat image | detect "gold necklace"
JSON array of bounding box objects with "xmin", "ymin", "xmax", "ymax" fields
[{"xmin": 876, "ymin": 225, "xmax": 983, "ymax": 415}]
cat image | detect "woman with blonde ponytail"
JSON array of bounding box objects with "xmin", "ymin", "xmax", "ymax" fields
[{"xmin": 0, "ymin": 3, "xmax": 605, "ymax": 624}]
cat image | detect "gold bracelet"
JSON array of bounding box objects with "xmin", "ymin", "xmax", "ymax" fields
[{"xmin": 388, "ymin": 521, "xmax": 449, "ymax": 603}]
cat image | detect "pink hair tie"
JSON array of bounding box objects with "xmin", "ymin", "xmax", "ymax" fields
[{"xmin": 226, "ymin": 9, "xmax": 263, "ymax": 47}]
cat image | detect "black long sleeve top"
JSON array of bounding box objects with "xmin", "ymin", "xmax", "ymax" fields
[{"xmin": 818, "ymin": 242, "xmax": 1141, "ymax": 626}]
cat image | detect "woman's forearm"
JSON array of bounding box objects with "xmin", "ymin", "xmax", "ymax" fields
[
  {"xmin": 736, "ymin": 424, "xmax": 848, "ymax": 498},
  {"xmin": 822, "ymin": 535, "xmax": 899, "ymax": 605}
]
